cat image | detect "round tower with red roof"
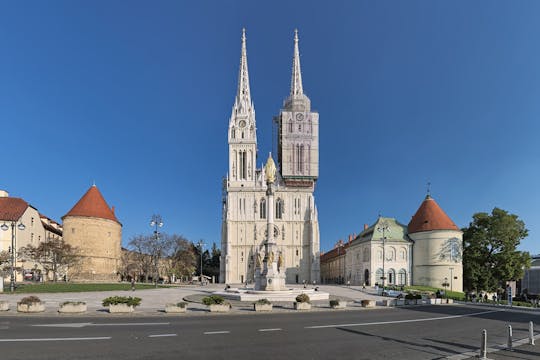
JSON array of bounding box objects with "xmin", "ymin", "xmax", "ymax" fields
[
  {"xmin": 62, "ymin": 185, "xmax": 122, "ymax": 282},
  {"xmin": 408, "ymin": 195, "xmax": 463, "ymax": 292}
]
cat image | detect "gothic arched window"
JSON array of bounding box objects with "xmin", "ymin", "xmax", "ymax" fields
[
  {"xmin": 260, "ymin": 198, "xmax": 266, "ymax": 219},
  {"xmin": 276, "ymin": 198, "xmax": 283, "ymax": 219}
]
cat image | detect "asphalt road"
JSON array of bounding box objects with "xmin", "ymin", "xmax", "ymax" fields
[{"xmin": 1, "ymin": 305, "xmax": 539, "ymax": 359}]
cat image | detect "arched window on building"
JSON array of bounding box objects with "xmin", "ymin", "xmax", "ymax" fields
[
  {"xmin": 398, "ymin": 269, "xmax": 407, "ymax": 286},
  {"xmin": 387, "ymin": 268, "xmax": 396, "ymax": 285},
  {"xmin": 260, "ymin": 198, "xmax": 266, "ymax": 219},
  {"xmin": 231, "ymin": 128, "xmax": 235, "ymax": 139},
  {"xmin": 275, "ymin": 198, "xmax": 283, "ymax": 219},
  {"xmin": 400, "ymin": 248, "xmax": 407, "ymax": 261}
]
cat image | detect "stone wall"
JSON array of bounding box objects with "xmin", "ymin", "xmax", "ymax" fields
[{"xmin": 63, "ymin": 216, "xmax": 121, "ymax": 282}]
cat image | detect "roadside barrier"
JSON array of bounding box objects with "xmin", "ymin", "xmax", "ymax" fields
[
  {"xmin": 529, "ymin": 321, "xmax": 535, "ymax": 346},
  {"xmin": 507, "ymin": 324, "xmax": 513, "ymax": 351},
  {"xmin": 480, "ymin": 329, "xmax": 488, "ymax": 359}
]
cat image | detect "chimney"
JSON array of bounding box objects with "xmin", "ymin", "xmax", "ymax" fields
[
  {"xmin": 348, "ymin": 234, "xmax": 352, "ymax": 243},
  {"xmin": 364, "ymin": 224, "xmax": 368, "ymax": 230}
]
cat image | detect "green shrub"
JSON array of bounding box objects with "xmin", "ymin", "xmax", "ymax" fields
[
  {"xmin": 329, "ymin": 299, "xmax": 340, "ymax": 307},
  {"xmin": 202, "ymin": 295, "xmax": 226, "ymax": 306},
  {"xmin": 19, "ymin": 296, "xmax": 41, "ymax": 305},
  {"xmin": 176, "ymin": 302, "xmax": 187, "ymax": 308},
  {"xmin": 255, "ymin": 298, "xmax": 271, "ymax": 305},
  {"xmin": 296, "ymin": 294, "xmax": 310, "ymax": 303},
  {"xmin": 405, "ymin": 293, "xmax": 416, "ymax": 300},
  {"xmin": 102, "ymin": 296, "xmax": 141, "ymax": 307},
  {"xmin": 61, "ymin": 301, "xmax": 86, "ymax": 306}
]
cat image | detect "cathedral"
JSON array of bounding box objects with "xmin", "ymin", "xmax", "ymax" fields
[{"xmin": 220, "ymin": 29, "xmax": 320, "ymax": 285}]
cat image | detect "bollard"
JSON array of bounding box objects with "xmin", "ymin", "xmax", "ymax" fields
[
  {"xmin": 507, "ymin": 324, "xmax": 513, "ymax": 351},
  {"xmin": 480, "ymin": 329, "xmax": 488, "ymax": 359},
  {"xmin": 530, "ymin": 321, "xmax": 535, "ymax": 346}
]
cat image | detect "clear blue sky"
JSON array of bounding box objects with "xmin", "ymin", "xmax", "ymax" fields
[{"xmin": 1, "ymin": 1, "xmax": 539, "ymax": 254}]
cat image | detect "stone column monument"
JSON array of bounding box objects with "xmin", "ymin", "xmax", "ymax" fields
[{"xmin": 254, "ymin": 154, "xmax": 287, "ymax": 291}]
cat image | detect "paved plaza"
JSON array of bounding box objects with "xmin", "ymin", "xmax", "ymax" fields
[{"xmin": 0, "ymin": 284, "xmax": 384, "ymax": 316}]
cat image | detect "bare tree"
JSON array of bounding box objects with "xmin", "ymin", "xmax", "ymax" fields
[
  {"xmin": 19, "ymin": 238, "xmax": 80, "ymax": 282},
  {"xmin": 0, "ymin": 250, "xmax": 10, "ymax": 276},
  {"xmin": 163, "ymin": 234, "xmax": 196, "ymax": 281}
]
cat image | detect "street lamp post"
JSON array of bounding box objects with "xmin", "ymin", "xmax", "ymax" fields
[
  {"xmin": 149, "ymin": 214, "xmax": 163, "ymax": 288},
  {"xmin": 449, "ymin": 267, "xmax": 454, "ymax": 293},
  {"xmin": 197, "ymin": 240, "xmax": 205, "ymax": 285},
  {"xmin": 376, "ymin": 219, "xmax": 390, "ymax": 293},
  {"xmin": 1, "ymin": 219, "xmax": 26, "ymax": 293}
]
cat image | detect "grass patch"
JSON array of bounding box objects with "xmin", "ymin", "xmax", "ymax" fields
[
  {"xmin": 4, "ymin": 283, "xmax": 170, "ymax": 294},
  {"xmin": 405, "ymin": 285, "xmax": 465, "ymax": 301}
]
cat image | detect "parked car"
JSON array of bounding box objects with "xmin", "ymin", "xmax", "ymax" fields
[{"xmin": 382, "ymin": 289, "xmax": 404, "ymax": 298}]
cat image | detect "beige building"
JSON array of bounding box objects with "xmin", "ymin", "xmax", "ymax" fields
[
  {"xmin": 320, "ymin": 195, "xmax": 463, "ymax": 292},
  {"xmin": 320, "ymin": 239, "xmax": 349, "ymax": 284},
  {"xmin": 62, "ymin": 185, "xmax": 122, "ymax": 282},
  {"xmin": 0, "ymin": 190, "xmax": 63, "ymax": 283},
  {"xmin": 221, "ymin": 30, "xmax": 321, "ymax": 285}
]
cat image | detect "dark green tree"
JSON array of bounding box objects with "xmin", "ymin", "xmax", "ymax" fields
[{"xmin": 463, "ymin": 208, "xmax": 530, "ymax": 292}]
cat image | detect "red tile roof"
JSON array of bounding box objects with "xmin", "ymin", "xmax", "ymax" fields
[
  {"xmin": 63, "ymin": 185, "xmax": 119, "ymax": 223},
  {"xmin": 408, "ymin": 195, "xmax": 459, "ymax": 234},
  {"xmin": 0, "ymin": 197, "xmax": 29, "ymax": 221}
]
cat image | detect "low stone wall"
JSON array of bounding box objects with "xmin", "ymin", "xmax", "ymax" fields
[
  {"xmin": 165, "ymin": 304, "xmax": 187, "ymax": 313},
  {"xmin": 0, "ymin": 301, "xmax": 9, "ymax": 311},
  {"xmin": 17, "ymin": 302, "xmax": 45, "ymax": 313},
  {"xmin": 58, "ymin": 303, "xmax": 87, "ymax": 313},
  {"xmin": 108, "ymin": 304, "xmax": 134, "ymax": 313},
  {"xmin": 294, "ymin": 302, "xmax": 311, "ymax": 310}
]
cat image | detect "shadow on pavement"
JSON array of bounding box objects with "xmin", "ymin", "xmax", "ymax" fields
[{"xmin": 336, "ymin": 327, "xmax": 459, "ymax": 358}]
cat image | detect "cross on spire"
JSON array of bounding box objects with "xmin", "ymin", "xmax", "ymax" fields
[{"xmin": 426, "ymin": 182, "xmax": 431, "ymax": 198}]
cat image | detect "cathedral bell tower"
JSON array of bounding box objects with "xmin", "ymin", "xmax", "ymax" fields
[
  {"xmin": 228, "ymin": 29, "xmax": 257, "ymax": 186},
  {"xmin": 276, "ymin": 30, "xmax": 319, "ymax": 186}
]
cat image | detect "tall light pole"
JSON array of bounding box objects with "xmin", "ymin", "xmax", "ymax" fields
[
  {"xmin": 197, "ymin": 240, "xmax": 205, "ymax": 285},
  {"xmin": 1, "ymin": 218, "xmax": 26, "ymax": 293},
  {"xmin": 149, "ymin": 214, "xmax": 163, "ymax": 288},
  {"xmin": 449, "ymin": 267, "xmax": 454, "ymax": 293},
  {"xmin": 376, "ymin": 219, "xmax": 390, "ymax": 293}
]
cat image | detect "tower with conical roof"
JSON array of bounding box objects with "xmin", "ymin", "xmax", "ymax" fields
[
  {"xmin": 408, "ymin": 195, "xmax": 463, "ymax": 292},
  {"xmin": 62, "ymin": 185, "xmax": 122, "ymax": 281}
]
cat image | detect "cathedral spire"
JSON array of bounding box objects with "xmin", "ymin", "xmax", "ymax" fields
[
  {"xmin": 290, "ymin": 29, "xmax": 303, "ymax": 96},
  {"xmin": 236, "ymin": 28, "xmax": 251, "ymax": 106}
]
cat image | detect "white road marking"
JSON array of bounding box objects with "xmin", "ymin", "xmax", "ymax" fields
[
  {"xmin": 33, "ymin": 323, "xmax": 92, "ymax": 328},
  {"xmin": 204, "ymin": 331, "xmax": 230, "ymax": 335},
  {"xmin": 32, "ymin": 322, "xmax": 169, "ymax": 328},
  {"xmin": 258, "ymin": 328, "xmax": 282, "ymax": 332},
  {"xmin": 148, "ymin": 334, "xmax": 177, "ymax": 338},
  {"xmin": 305, "ymin": 310, "xmax": 501, "ymax": 329},
  {"xmin": 0, "ymin": 336, "xmax": 111, "ymax": 342},
  {"xmin": 90, "ymin": 322, "xmax": 170, "ymax": 327}
]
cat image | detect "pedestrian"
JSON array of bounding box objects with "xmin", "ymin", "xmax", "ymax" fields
[
  {"xmin": 347, "ymin": 280, "xmax": 350, "ymax": 287},
  {"xmin": 484, "ymin": 294, "xmax": 488, "ymax": 303},
  {"xmin": 362, "ymin": 282, "xmax": 366, "ymax": 290},
  {"xmin": 131, "ymin": 277, "xmax": 135, "ymax": 291}
]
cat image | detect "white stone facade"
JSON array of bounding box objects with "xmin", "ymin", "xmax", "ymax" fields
[{"xmin": 221, "ymin": 30, "xmax": 320, "ymax": 285}]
